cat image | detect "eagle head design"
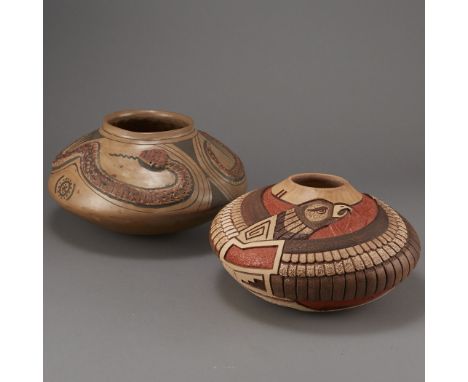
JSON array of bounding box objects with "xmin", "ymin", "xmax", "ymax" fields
[
  {"xmin": 273, "ymin": 199, "xmax": 352, "ymax": 240},
  {"xmin": 296, "ymin": 200, "xmax": 352, "ymax": 231}
]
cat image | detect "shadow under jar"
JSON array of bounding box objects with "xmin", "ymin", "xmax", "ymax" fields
[{"xmin": 48, "ymin": 110, "xmax": 247, "ymax": 234}]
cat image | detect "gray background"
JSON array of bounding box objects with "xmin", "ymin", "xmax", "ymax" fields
[{"xmin": 44, "ymin": 1, "xmax": 424, "ymax": 381}]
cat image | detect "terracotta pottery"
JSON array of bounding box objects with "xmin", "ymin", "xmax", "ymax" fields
[
  {"xmin": 48, "ymin": 110, "xmax": 247, "ymax": 234},
  {"xmin": 209, "ymin": 173, "xmax": 420, "ymax": 311}
]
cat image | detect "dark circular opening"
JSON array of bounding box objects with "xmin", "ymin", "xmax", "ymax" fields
[
  {"xmin": 108, "ymin": 115, "xmax": 188, "ymax": 133},
  {"xmin": 291, "ymin": 174, "xmax": 343, "ymax": 188}
]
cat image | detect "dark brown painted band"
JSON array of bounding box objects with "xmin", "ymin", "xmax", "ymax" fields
[
  {"xmin": 268, "ymin": 236, "xmax": 419, "ymax": 307},
  {"xmin": 241, "ymin": 187, "xmax": 270, "ymax": 226}
]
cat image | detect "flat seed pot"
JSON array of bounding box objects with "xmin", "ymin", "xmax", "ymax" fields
[
  {"xmin": 209, "ymin": 173, "xmax": 420, "ymax": 311},
  {"xmin": 48, "ymin": 110, "xmax": 247, "ymax": 234}
]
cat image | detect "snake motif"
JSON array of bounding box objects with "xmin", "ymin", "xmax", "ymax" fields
[{"xmin": 52, "ymin": 140, "xmax": 194, "ymax": 208}]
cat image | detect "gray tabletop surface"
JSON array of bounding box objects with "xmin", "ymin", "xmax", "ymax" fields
[{"xmin": 44, "ymin": 1, "xmax": 424, "ymax": 381}]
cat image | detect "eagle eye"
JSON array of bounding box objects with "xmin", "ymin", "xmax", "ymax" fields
[{"xmin": 310, "ymin": 206, "xmax": 327, "ymax": 214}]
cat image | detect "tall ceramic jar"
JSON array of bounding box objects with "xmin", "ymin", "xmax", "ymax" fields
[{"xmin": 48, "ymin": 110, "xmax": 247, "ymax": 234}]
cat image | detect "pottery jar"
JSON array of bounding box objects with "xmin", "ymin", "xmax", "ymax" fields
[
  {"xmin": 49, "ymin": 110, "xmax": 247, "ymax": 234},
  {"xmin": 209, "ymin": 173, "xmax": 420, "ymax": 311}
]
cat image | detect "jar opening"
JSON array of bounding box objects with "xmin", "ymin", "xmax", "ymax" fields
[
  {"xmin": 291, "ymin": 174, "xmax": 344, "ymax": 188},
  {"xmin": 108, "ymin": 114, "xmax": 188, "ymax": 133}
]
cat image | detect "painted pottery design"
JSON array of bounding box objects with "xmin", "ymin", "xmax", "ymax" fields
[
  {"xmin": 209, "ymin": 173, "xmax": 420, "ymax": 311},
  {"xmin": 49, "ymin": 110, "xmax": 247, "ymax": 234}
]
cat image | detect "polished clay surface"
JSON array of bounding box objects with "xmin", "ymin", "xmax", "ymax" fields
[{"xmin": 49, "ymin": 110, "xmax": 247, "ymax": 234}]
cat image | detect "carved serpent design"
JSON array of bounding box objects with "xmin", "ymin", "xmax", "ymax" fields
[{"xmin": 52, "ymin": 141, "xmax": 194, "ymax": 208}]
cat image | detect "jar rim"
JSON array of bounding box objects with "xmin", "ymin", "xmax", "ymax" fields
[
  {"xmin": 100, "ymin": 109, "xmax": 195, "ymax": 142},
  {"xmin": 271, "ymin": 172, "xmax": 363, "ymax": 205}
]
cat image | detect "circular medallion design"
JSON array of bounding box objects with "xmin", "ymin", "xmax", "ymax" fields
[{"xmin": 55, "ymin": 176, "xmax": 75, "ymax": 200}]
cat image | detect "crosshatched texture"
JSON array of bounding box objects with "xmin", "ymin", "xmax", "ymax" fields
[
  {"xmin": 210, "ymin": 173, "xmax": 420, "ymax": 311},
  {"xmin": 48, "ymin": 110, "xmax": 247, "ymax": 234}
]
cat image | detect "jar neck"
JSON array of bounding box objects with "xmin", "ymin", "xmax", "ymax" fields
[
  {"xmin": 99, "ymin": 110, "xmax": 196, "ymax": 143},
  {"xmin": 271, "ymin": 173, "xmax": 363, "ymax": 205}
]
